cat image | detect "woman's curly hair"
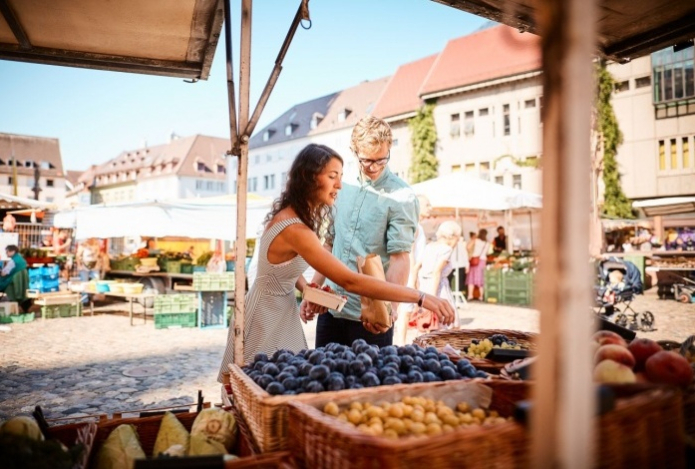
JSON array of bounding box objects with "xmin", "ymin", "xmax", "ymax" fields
[{"xmin": 265, "ymin": 144, "xmax": 343, "ymax": 238}]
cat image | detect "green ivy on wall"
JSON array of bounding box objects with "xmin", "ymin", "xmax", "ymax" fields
[
  {"xmin": 597, "ymin": 62, "xmax": 634, "ymax": 219},
  {"xmin": 408, "ymin": 102, "xmax": 439, "ymax": 183}
]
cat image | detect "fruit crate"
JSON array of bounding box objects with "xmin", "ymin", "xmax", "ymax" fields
[
  {"xmin": 165, "ymin": 260, "xmax": 181, "ymax": 273},
  {"xmin": 484, "ymin": 283, "xmax": 503, "ymax": 303},
  {"xmin": 42, "ymin": 303, "xmax": 81, "ymax": 319},
  {"xmin": 502, "ymin": 271, "xmax": 533, "ymax": 289},
  {"xmin": 192, "ymin": 272, "xmax": 235, "ymax": 291},
  {"xmin": 41, "ymin": 264, "xmax": 60, "ymax": 279},
  {"xmin": 153, "ymin": 294, "xmax": 197, "ymax": 314},
  {"xmin": 0, "ymin": 312, "xmax": 35, "ymax": 324},
  {"xmin": 484, "ymin": 269, "xmax": 503, "ymax": 289},
  {"xmin": 28, "ymin": 267, "xmax": 43, "ymax": 281},
  {"xmin": 502, "ymin": 290, "xmax": 533, "ymax": 307},
  {"xmin": 154, "ymin": 311, "xmax": 197, "ymax": 329}
]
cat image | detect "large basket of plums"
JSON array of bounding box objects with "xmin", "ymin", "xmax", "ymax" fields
[
  {"xmin": 227, "ymin": 339, "xmax": 491, "ymax": 453},
  {"xmin": 414, "ymin": 329, "xmax": 538, "ymax": 373}
]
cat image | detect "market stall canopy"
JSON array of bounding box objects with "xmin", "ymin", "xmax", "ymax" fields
[
  {"xmin": 52, "ymin": 194, "xmax": 272, "ymax": 241},
  {"xmin": 0, "ymin": 192, "xmax": 56, "ymax": 210},
  {"xmin": 633, "ymin": 196, "xmax": 695, "ymax": 217},
  {"xmin": 410, "ymin": 173, "xmax": 542, "ymax": 211},
  {"xmin": 0, "ymin": 0, "xmax": 224, "ymax": 79},
  {"xmin": 432, "ymin": 0, "xmax": 695, "ymax": 62}
]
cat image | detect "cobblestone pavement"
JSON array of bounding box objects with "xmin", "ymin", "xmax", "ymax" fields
[{"xmin": 0, "ymin": 290, "xmax": 691, "ymax": 422}]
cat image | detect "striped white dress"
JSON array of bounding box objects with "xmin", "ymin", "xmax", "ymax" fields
[{"xmin": 218, "ymin": 218, "xmax": 309, "ymax": 381}]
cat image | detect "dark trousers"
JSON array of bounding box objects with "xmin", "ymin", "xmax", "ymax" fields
[
  {"xmin": 315, "ymin": 312, "xmax": 394, "ymax": 348},
  {"xmin": 448, "ymin": 267, "xmax": 467, "ymax": 291}
]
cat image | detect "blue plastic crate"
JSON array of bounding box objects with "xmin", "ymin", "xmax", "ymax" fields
[
  {"xmin": 41, "ymin": 264, "xmax": 60, "ymax": 279},
  {"xmin": 29, "ymin": 268, "xmax": 43, "ymax": 281}
]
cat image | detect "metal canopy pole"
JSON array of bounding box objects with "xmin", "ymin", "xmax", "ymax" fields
[
  {"xmin": 531, "ymin": 0, "xmax": 596, "ymax": 467},
  {"xmin": 226, "ymin": 0, "xmax": 311, "ymax": 366}
]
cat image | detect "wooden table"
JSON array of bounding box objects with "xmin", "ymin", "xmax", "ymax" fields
[{"xmin": 85, "ymin": 291, "xmax": 158, "ymax": 326}]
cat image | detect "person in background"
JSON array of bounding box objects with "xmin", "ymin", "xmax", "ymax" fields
[
  {"xmin": 448, "ymin": 233, "xmax": 469, "ymax": 298},
  {"xmin": 0, "ymin": 244, "xmax": 27, "ymax": 292},
  {"xmin": 466, "ymin": 229, "xmax": 490, "ymax": 301},
  {"xmin": 466, "ymin": 231, "xmax": 477, "ymax": 259},
  {"xmin": 76, "ymin": 238, "xmax": 101, "ymax": 281},
  {"xmin": 217, "ymin": 144, "xmax": 454, "ymax": 377},
  {"xmin": 395, "ymin": 194, "xmax": 431, "ymax": 345},
  {"xmin": 301, "ymin": 116, "xmax": 420, "ymax": 348},
  {"xmin": 412, "ymin": 221, "xmax": 462, "ymax": 332},
  {"xmin": 492, "ymin": 226, "xmax": 507, "ymax": 254}
]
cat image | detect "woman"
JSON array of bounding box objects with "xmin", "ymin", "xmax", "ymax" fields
[
  {"xmin": 0, "ymin": 245, "xmax": 27, "ymax": 292},
  {"xmin": 466, "ymin": 228, "xmax": 490, "ymax": 301},
  {"xmin": 412, "ymin": 221, "xmax": 462, "ymax": 332},
  {"xmin": 218, "ymin": 144, "xmax": 455, "ymax": 377}
]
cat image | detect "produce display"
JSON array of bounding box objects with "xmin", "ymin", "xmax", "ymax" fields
[
  {"xmin": 241, "ymin": 339, "xmax": 489, "ymax": 396},
  {"xmin": 464, "ymin": 334, "xmax": 524, "ymax": 359},
  {"xmin": 0, "ymin": 415, "xmax": 85, "ymax": 469},
  {"xmin": 592, "ymin": 331, "xmax": 694, "ymax": 386},
  {"xmin": 322, "ymin": 396, "xmax": 511, "ymax": 438}
]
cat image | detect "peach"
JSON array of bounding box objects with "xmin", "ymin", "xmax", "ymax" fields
[
  {"xmin": 645, "ymin": 351, "xmax": 694, "ymax": 387},
  {"xmin": 592, "ymin": 330, "xmax": 627, "ymax": 348},
  {"xmin": 595, "ymin": 344, "xmax": 635, "ymax": 369},
  {"xmin": 628, "ymin": 338, "xmax": 663, "ymax": 372},
  {"xmin": 593, "ymin": 359, "xmax": 636, "ymax": 384},
  {"xmin": 634, "ymin": 372, "xmax": 650, "ymax": 384}
]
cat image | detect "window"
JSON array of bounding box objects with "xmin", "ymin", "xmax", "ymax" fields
[
  {"xmin": 503, "ymin": 104, "xmax": 510, "ymax": 136},
  {"xmin": 196, "ymin": 161, "xmax": 206, "ymax": 172},
  {"xmin": 524, "ymin": 99, "xmax": 536, "ymax": 108},
  {"xmin": 653, "ymin": 47, "xmax": 695, "ymax": 103},
  {"xmin": 464, "ymin": 111, "xmax": 474, "ymax": 136},
  {"xmin": 248, "ymin": 177, "xmax": 258, "ymax": 192},
  {"xmin": 635, "ymin": 76, "xmax": 651, "ymax": 88},
  {"xmin": 206, "ymin": 181, "xmax": 214, "ymax": 190},
  {"xmin": 46, "ymin": 197, "xmax": 54, "ymax": 203},
  {"xmin": 539, "ymin": 96, "xmax": 544, "ymax": 123},
  {"xmin": 254, "ymin": 155, "xmax": 260, "ymax": 164},
  {"xmin": 46, "ymin": 179, "xmax": 54, "ymax": 187},
  {"xmin": 450, "ymin": 113, "xmax": 460, "ymax": 138},
  {"xmin": 285, "ymin": 124, "xmax": 294, "ymax": 136},
  {"xmin": 495, "ymin": 175, "xmax": 504, "ymax": 185},
  {"xmin": 40, "ymin": 161, "xmax": 51, "ymax": 170},
  {"xmin": 338, "ymin": 108, "xmax": 352, "ymax": 122},
  {"xmin": 669, "ymin": 138, "xmax": 678, "ymax": 169},
  {"xmin": 264, "ymin": 175, "xmax": 270, "ymax": 190},
  {"xmin": 451, "ymin": 164, "xmax": 461, "ymax": 173},
  {"xmin": 266, "ymin": 155, "xmax": 272, "ymax": 162},
  {"xmin": 615, "ymin": 80, "xmax": 630, "ymax": 92},
  {"xmin": 464, "ymin": 163, "xmax": 475, "ymax": 173},
  {"xmin": 512, "ymin": 174, "xmax": 522, "ymax": 189},
  {"xmin": 658, "ymin": 140, "xmax": 666, "ymax": 170},
  {"xmin": 217, "ymin": 164, "xmax": 225, "ymax": 174},
  {"xmin": 7, "ymin": 176, "xmax": 12, "ymax": 184},
  {"xmin": 310, "ymin": 113, "xmax": 323, "ymax": 129},
  {"xmin": 24, "ymin": 160, "xmax": 33, "ymax": 168},
  {"xmin": 281, "ymin": 172, "xmax": 287, "ymax": 185},
  {"xmin": 478, "ymin": 108, "xmax": 489, "ymax": 117},
  {"xmin": 263, "ymin": 129, "xmax": 275, "ymax": 141},
  {"xmin": 270, "ymin": 174, "xmax": 275, "ymax": 190},
  {"xmin": 196, "ymin": 180, "xmax": 204, "ymax": 190},
  {"xmin": 683, "ymin": 137, "xmax": 691, "ymax": 168}
]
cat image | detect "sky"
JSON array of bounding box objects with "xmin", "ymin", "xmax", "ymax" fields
[{"xmin": 0, "ymin": 1, "xmax": 487, "ymax": 172}]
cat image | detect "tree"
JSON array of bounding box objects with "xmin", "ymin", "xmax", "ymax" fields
[{"xmin": 408, "ymin": 102, "xmax": 438, "ymax": 183}]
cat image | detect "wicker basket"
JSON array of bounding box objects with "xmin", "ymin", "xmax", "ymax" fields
[
  {"xmin": 414, "ymin": 329, "xmax": 538, "ymax": 372},
  {"xmin": 287, "ymin": 381, "xmax": 685, "ymax": 469},
  {"xmin": 288, "ymin": 380, "xmax": 530, "ymax": 469},
  {"xmin": 46, "ymin": 421, "xmax": 97, "ymax": 469},
  {"xmin": 657, "ymin": 337, "xmax": 695, "ymax": 439},
  {"xmin": 228, "ymin": 364, "xmax": 493, "ymax": 454}
]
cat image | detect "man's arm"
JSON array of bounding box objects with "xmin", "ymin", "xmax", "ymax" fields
[{"xmin": 385, "ymin": 251, "xmax": 410, "ymax": 319}]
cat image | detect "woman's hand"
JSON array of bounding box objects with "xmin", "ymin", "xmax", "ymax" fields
[
  {"xmin": 422, "ymin": 293, "xmax": 456, "ymax": 326},
  {"xmin": 299, "ymin": 299, "xmax": 327, "ymax": 323}
]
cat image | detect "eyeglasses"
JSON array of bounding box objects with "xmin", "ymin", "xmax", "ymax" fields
[{"xmin": 356, "ymin": 151, "xmax": 390, "ymax": 168}]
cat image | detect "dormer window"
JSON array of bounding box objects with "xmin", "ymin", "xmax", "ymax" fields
[
  {"xmin": 196, "ymin": 161, "xmax": 206, "ymax": 172},
  {"xmin": 337, "ymin": 108, "xmax": 352, "ymax": 123},
  {"xmin": 263, "ymin": 129, "xmax": 276, "ymax": 142},
  {"xmin": 217, "ymin": 164, "xmax": 226, "ymax": 174},
  {"xmin": 40, "ymin": 161, "xmax": 51, "ymax": 170},
  {"xmin": 24, "ymin": 160, "xmax": 33, "ymax": 168},
  {"xmin": 285, "ymin": 123, "xmax": 297, "ymax": 136},
  {"xmin": 310, "ymin": 112, "xmax": 324, "ymax": 130}
]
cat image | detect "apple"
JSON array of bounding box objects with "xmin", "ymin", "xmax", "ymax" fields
[
  {"xmin": 593, "ymin": 359, "xmax": 637, "ymax": 384},
  {"xmin": 595, "ymin": 344, "xmax": 636, "ymax": 369},
  {"xmin": 645, "ymin": 351, "xmax": 694, "ymax": 387},
  {"xmin": 634, "ymin": 372, "xmax": 650, "ymax": 384},
  {"xmin": 592, "ymin": 330, "xmax": 627, "ymax": 348},
  {"xmin": 628, "ymin": 338, "xmax": 663, "ymax": 372}
]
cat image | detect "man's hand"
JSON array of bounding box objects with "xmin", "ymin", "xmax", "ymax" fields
[
  {"xmin": 361, "ymin": 319, "xmax": 390, "ymax": 335},
  {"xmin": 299, "ymin": 299, "xmax": 327, "ymax": 324}
]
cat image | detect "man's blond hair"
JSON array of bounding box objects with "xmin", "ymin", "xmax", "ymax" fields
[{"xmin": 350, "ymin": 115, "xmax": 393, "ymax": 156}]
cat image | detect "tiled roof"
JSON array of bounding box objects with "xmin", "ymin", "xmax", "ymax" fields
[
  {"xmin": 0, "ymin": 133, "xmax": 64, "ymax": 177},
  {"xmin": 65, "ymin": 170, "xmax": 83, "ymax": 187},
  {"xmin": 93, "ymin": 135, "xmax": 229, "ymax": 187},
  {"xmin": 310, "ymin": 76, "xmax": 390, "ymax": 135},
  {"xmin": 249, "ymin": 92, "xmax": 338, "ymax": 149},
  {"xmin": 372, "ymin": 54, "xmax": 437, "ymax": 120},
  {"xmin": 420, "ymin": 24, "xmax": 541, "ymax": 97}
]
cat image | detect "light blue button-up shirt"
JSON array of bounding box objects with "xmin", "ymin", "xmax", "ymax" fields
[{"xmin": 326, "ymin": 167, "xmax": 419, "ymax": 321}]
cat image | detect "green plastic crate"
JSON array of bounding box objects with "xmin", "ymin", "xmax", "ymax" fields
[
  {"xmin": 154, "ymin": 312, "xmax": 197, "ymax": 329},
  {"xmin": 192, "ymin": 272, "xmax": 234, "ymax": 291},
  {"xmin": 165, "ymin": 261, "xmax": 182, "ymax": 274},
  {"xmin": 0, "ymin": 312, "xmax": 35, "ymax": 324},
  {"xmin": 502, "ymin": 291, "xmax": 533, "ymax": 306},
  {"xmin": 42, "ymin": 303, "xmax": 81, "ymax": 319}
]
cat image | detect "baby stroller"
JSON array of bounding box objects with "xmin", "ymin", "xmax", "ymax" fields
[{"xmin": 594, "ymin": 257, "xmax": 655, "ymax": 332}]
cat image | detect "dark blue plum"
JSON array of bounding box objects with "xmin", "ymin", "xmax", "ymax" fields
[
  {"xmin": 381, "ymin": 345, "xmax": 398, "ymax": 356},
  {"xmin": 276, "ymin": 371, "xmax": 294, "ymax": 382},
  {"xmin": 289, "ymin": 357, "xmax": 306, "ymax": 368},
  {"xmin": 364, "ymin": 346, "xmax": 379, "ymax": 362},
  {"xmin": 456, "ymin": 359, "xmax": 472, "ymax": 373},
  {"xmin": 422, "ymin": 371, "xmax": 438, "ymax": 383},
  {"xmin": 423, "ymin": 359, "xmax": 441, "ymax": 374},
  {"xmin": 345, "ymin": 375, "xmax": 358, "ymax": 387},
  {"xmin": 361, "ymin": 372, "xmax": 380, "ymax": 387},
  {"xmin": 282, "ymin": 377, "xmax": 299, "ymax": 391},
  {"xmin": 384, "ymin": 355, "xmax": 401, "ymax": 367},
  {"xmin": 276, "ymin": 362, "xmax": 287, "ymax": 371},
  {"xmin": 349, "ymin": 383, "xmax": 364, "ymax": 390},
  {"xmin": 440, "ymin": 366, "xmax": 458, "ymax": 381},
  {"xmin": 352, "ymin": 339, "xmax": 368, "ymax": 353},
  {"xmin": 375, "ymin": 358, "xmax": 385, "ymax": 369},
  {"xmin": 438, "ymin": 353, "xmax": 449, "ymax": 361},
  {"xmin": 305, "ymin": 381, "xmax": 325, "ymax": 393},
  {"xmin": 475, "ymin": 370, "xmax": 489, "ymax": 379},
  {"xmin": 322, "ymin": 358, "xmax": 337, "ymax": 371},
  {"xmin": 326, "ymin": 375, "xmax": 346, "ymax": 391},
  {"xmin": 357, "ymin": 353, "xmax": 373, "ymax": 368},
  {"xmin": 262, "ymin": 362, "xmax": 280, "ymax": 376},
  {"xmin": 272, "ymin": 349, "xmax": 292, "ymax": 361},
  {"xmin": 266, "ymin": 382, "xmax": 285, "ymax": 395},
  {"xmin": 400, "ymin": 355, "xmax": 415, "ymax": 371},
  {"xmin": 241, "ymin": 366, "xmax": 252, "ymax": 374},
  {"xmin": 425, "ymin": 346, "xmax": 439, "ymax": 355},
  {"xmin": 460, "ymin": 364, "xmax": 477, "ymax": 378},
  {"xmin": 277, "ymin": 352, "xmax": 293, "ymax": 364},
  {"xmin": 247, "ymin": 371, "xmax": 260, "ymax": 381},
  {"xmin": 398, "ymin": 373, "xmax": 409, "ymax": 383},
  {"xmin": 407, "ymin": 365, "xmax": 422, "ymax": 376},
  {"xmin": 366, "ymin": 366, "xmax": 379, "ymax": 377},
  {"xmin": 383, "ymin": 376, "xmax": 402, "ymax": 385},
  {"xmin": 407, "ymin": 370, "xmax": 424, "ymax": 383},
  {"xmin": 309, "ymin": 364, "xmax": 330, "ymax": 382},
  {"xmin": 254, "ymin": 352, "xmax": 269, "ymax": 363},
  {"xmin": 308, "ymin": 351, "xmax": 326, "ymax": 365},
  {"xmin": 349, "ymin": 360, "xmax": 366, "ymax": 376},
  {"xmin": 325, "ymin": 342, "xmax": 340, "ymax": 352},
  {"xmin": 282, "ymin": 365, "xmax": 298, "ymax": 377},
  {"xmin": 298, "ymin": 362, "xmax": 313, "ymax": 376},
  {"xmin": 415, "ymin": 350, "xmax": 426, "ymax": 359},
  {"xmin": 378, "ymin": 367, "xmax": 398, "ymax": 381},
  {"xmin": 440, "ymin": 360, "xmax": 456, "ymax": 370},
  {"xmin": 424, "ymin": 352, "xmax": 439, "ymax": 361},
  {"xmin": 257, "ymin": 374, "xmax": 274, "ymax": 389},
  {"xmin": 253, "ymin": 361, "xmax": 266, "ymax": 372},
  {"xmin": 403, "ymin": 345, "xmax": 417, "ymax": 356},
  {"xmin": 334, "ymin": 359, "xmax": 350, "ymax": 375},
  {"xmin": 342, "ymin": 350, "xmax": 356, "ymax": 362},
  {"xmin": 284, "ymin": 390, "xmax": 297, "ymax": 395},
  {"xmin": 413, "ymin": 356, "xmax": 425, "ymax": 368}
]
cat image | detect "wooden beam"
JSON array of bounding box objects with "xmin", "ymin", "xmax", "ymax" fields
[
  {"xmin": 0, "ymin": 0, "xmax": 31, "ymax": 50},
  {"xmin": 531, "ymin": 0, "xmax": 596, "ymax": 467}
]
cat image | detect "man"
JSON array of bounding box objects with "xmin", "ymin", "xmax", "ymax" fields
[
  {"xmin": 302, "ymin": 115, "xmax": 419, "ymax": 347},
  {"xmin": 492, "ymin": 226, "xmax": 507, "ymax": 254},
  {"xmin": 0, "ymin": 245, "xmax": 31, "ymax": 311}
]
